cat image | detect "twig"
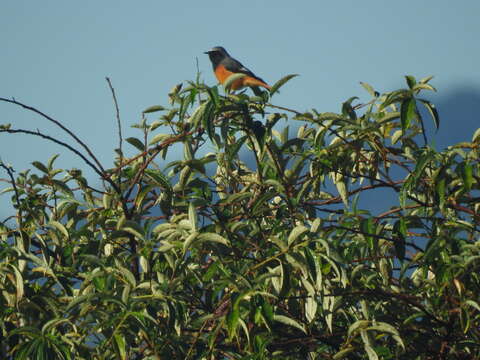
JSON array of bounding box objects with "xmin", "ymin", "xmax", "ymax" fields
[
  {"xmin": 266, "ymin": 103, "xmax": 301, "ymax": 115},
  {"xmin": 105, "ymin": 77, "xmax": 123, "ymax": 190},
  {"xmin": 375, "ymin": 204, "xmax": 420, "ymax": 220},
  {"xmin": 0, "ymin": 162, "xmax": 22, "ymax": 227},
  {"xmin": 1, "ymin": 128, "xmax": 103, "ymax": 178},
  {"xmin": 0, "ymin": 128, "xmax": 122, "ymax": 197},
  {"xmin": 0, "ymin": 97, "xmax": 106, "ymax": 174}
]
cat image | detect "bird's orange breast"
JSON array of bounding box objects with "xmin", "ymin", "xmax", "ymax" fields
[
  {"xmin": 214, "ymin": 65, "xmax": 235, "ymax": 85},
  {"xmin": 214, "ymin": 65, "xmax": 270, "ymax": 90}
]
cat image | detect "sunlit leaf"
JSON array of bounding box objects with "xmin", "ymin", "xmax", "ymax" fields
[
  {"xmin": 31, "ymin": 161, "xmax": 49, "ymax": 174},
  {"xmin": 113, "ymin": 333, "xmax": 127, "ymax": 360},
  {"xmin": 125, "ymin": 137, "xmax": 145, "ymax": 151},
  {"xmin": 149, "ymin": 133, "xmax": 171, "ymax": 146},
  {"xmin": 405, "ymin": 75, "xmax": 416, "ymax": 89},
  {"xmin": 48, "ymin": 220, "xmax": 69, "ymax": 239},
  {"xmin": 197, "ymin": 232, "xmax": 229, "ymax": 246},
  {"xmin": 360, "ymin": 82, "xmax": 378, "ymax": 97},
  {"xmin": 400, "ymin": 98, "xmax": 417, "ymax": 132},
  {"xmin": 269, "ymin": 74, "xmax": 299, "ymax": 96},
  {"xmin": 273, "ymin": 314, "xmax": 306, "ymax": 334},
  {"xmin": 287, "ymin": 225, "xmax": 309, "ymax": 246},
  {"xmin": 143, "ymin": 105, "xmax": 165, "ymax": 114},
  {"xmin": 418, "ymin": 98, "xmax": 440, "ymax": 130}
]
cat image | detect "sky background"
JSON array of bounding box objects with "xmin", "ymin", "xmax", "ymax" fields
[{"xmin": 2, "ymin": 1, "xmax": 480, "ymax": 218}]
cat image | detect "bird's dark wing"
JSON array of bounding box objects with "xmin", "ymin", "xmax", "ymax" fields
[{"xmin": 222, "ymin": 57, "xmax": 267, "ymax": 84}]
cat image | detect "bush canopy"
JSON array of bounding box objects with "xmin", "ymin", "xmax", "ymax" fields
[{"xmin": 1, "ymin": 75, "xmax": 479, "ymax": 359}]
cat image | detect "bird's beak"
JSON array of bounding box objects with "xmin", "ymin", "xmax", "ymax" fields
[{"xmin": 204, "ymin": 51, "xmax": 211, "ymax": 54}]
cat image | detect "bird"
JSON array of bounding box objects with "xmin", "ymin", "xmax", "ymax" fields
[{"xmin": 204, "ymin": 46, "xmax": 271, "ymax": 93}]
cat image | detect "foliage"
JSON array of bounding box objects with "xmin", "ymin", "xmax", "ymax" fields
[{"xmin": 1, "ymin": 75, "xmax": 479, "ymax": 359}]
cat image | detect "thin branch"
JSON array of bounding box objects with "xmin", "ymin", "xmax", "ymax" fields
[
  {"xmin": 0, "ymin": 97, "xmax": 106, "ymax": 173},
  {"xmin": 266, "ymin": 103, "xmax": 301, "ymax": 115},
  {"xmin": 418, "ymin": 114, "xmax": 429, "ymax": 146},
  {"xmin": 375, "ymin": 204, "xmax": 421, "ymax": 220},
  {"xmin": 0, "ymin": 128, "xmax": 121, "ymax": 196},
  {"xmin": 105, "ymin": 77, "xmax": 123, "ymax": 190},
  {"xmin": 0, "ymin": 162, "xmax": 22, "ymax": 228},
  {"xmin": 304, "ymin": 180, "xmax": 404, "ymax": 207},
  {"xmin": 327, "ymin": 223, "xmax": 424, "ymax": 252}
]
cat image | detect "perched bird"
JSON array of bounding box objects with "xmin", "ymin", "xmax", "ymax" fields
[{"xmin": 204, "ymin": 46, "xmax": 271, "ymax": 93}]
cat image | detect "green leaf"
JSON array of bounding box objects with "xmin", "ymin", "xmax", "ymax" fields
[
  {"xmin": 51, "ymin": 179, "xmax": 74, "ymax": 196},
  {"xmin": 419, "ymin": 75, "xmax": 434, "ymax": 84},
  {"xmin": 201, "ymin": 100, "xmax": 216, "ymax": 146},
  {"xmin": 197, "ymin": 232, "xmax": 230, "ymax": 246},
  {"xmin": 287, "ymin": 225, "xmax": 309, "ymax": 246},
  {"xmin": 413, "ymin": 83, "xmax": 437, "ymax": 92},
  {"xmin": 261, "ymin": 299, "xmax": 274, "ymax": 323},
  {"xmin": 113, "ymin": 333, "xmax": 127, "ymax": 360},
  {"xmin": 333, "ymin": 347, "xmax": 355, "ymax": 359},
  {"xmin": 134, "ymin": 185, "xmax": 154, "ymax": 210},
  {"xmin": 122, "ymin": 220, "xmax": 146, "ymax": 241},
  {"xmin": 145, "ymin": 169, "xmax": 172, "ymax": 193},
  {"xmin": 405, "ymin": 75, "xmax": 416, "ymax": 89},
  {"xmin": 360, "ymin": 218, "xmax": 374, "ymax": 249},
  {"xmin": 48, "ymin": 220, "xmax": 69, "ymax": 239},
  {"xmin": 222, "ymin": 192, "xmax": 253, "ymax": 205},
  {"xmin": 41, "ymin": 318, "xmax": 70, "ymax": 333},
  {"xmin": 391, "ymin": 129, "xmax": 403, "ymax": 144},
  {"xmin": 304, "ymin": 247, "xmax": 317, "ymax": 282},
  {"xmin": 418, "ymin": 98, "xmax": 440, "ymax": 130},
  {"xmin": 364, "ymin": 344, "xmax": 379, "ymax": 360},
  {"xmin": 227, "ymin": 302, "xmax": 240, "ymax": 340},
  {"xmin": 31, "ymin": 161, "xmax": 49, "ymax": 174},
  {"xmin": 436, "ymin": 176, "xmax": 446, "ymax": 210},
  {"xmin": 125, "ymin": 137, "xmax": 145, "ymax": 151},
  {"xmin": 189, "ymin": 100, "xmax": 209, "ymax": 127},
  {"xmin": 227, "ymin": 292, "xmax": 241, "ymax": 340},
  {"xmin": 465, "ymin": 300, "xmax": 480, "ymax": 312},
  {"xmin": 400, "ymin": 98, "xmax": 417, "ymax": 132},
  {"xmin": 149, "ymin": 120, "xmax": 162, "ymax": 131},
  {"xmin": 274, "ymin": 314, "xmax": 306, "ymax": 334},
  {"xmin": 143, "ymin": 105, "xmax": 165, "ymax": 114},
  {"xmin": 188, "ymin": 202, "xmax": 198, "ymax": 232},
  {"xmin": 47, "ymin": 154, "xmax": 60, "ymax": 171},
  {"xmin": 10, "ymin": 265, "xmax": 24, "ymax": 304},
  {"xmin": 412, "ymin": 148, "xmax": 435, "ymax": 183},
  {"xmin": 393, "ymin": 219, "xmax": 407, "ymax": 260},
  {"xmin": 360, "ymin": 82, "xmax": 378, "ymax": 97},
  {"xmin": 333, "ymin": 173, "xmax": 348, "ymax": 206},
  {"xmin": 367, "ymin": 322, "xmax": 400, "ymax": 335},
  {"xmin": 348, "ymin": 320, "xmax": 370, "ymax": 336},
  {"xmin": 305, "ymin": 296, "xmax": 317, "ymax": 323},
  {"xmin": 459, "ymin": 162, "xmax": 473, "ymax": 191},
  {"xmin": 380, "ymin": 89, "xmax": 410, "ymax": 110},
  {"xmin": 251, "ymin": 191, "xmax": 277, "ymax": 215},
  {"xmin": 367, "ymin": 322, "xmax": 405, "ymax": 349},
  {"xmin": 269, "ymin": 74, "xmax": 299, "ymax": 96},
  {"xmin": 472, "ymin": 128, "xmax": 480, "ymax": 143},
  {"xmin": 342, "ymin": 96, "xmax": 358, "ymax": 120},
  {"xmin": 117, "ymin": 265, "xmax": 137, "ymax": 287},
  {"xmin": 149, "ymin": 133, "xmax": 171, "ymax": 145}
]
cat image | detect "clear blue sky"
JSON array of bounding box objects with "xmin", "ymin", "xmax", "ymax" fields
[{"xmin": 2, "ymin": 1, "xmax": 480, "ymax": 216}]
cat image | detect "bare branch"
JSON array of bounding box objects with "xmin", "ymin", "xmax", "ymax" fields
[
  {"xmin": 105, "ymin": 77, "xmax": 123, "ymax": 190},
  {"xmin": 0, "ymin": 97, "xmax": 106, "ymax": 173}
]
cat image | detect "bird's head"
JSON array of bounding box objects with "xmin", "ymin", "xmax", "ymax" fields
[{"xmin": 204, "ymin": 46, "xmax": 229, "ymax": 66}]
